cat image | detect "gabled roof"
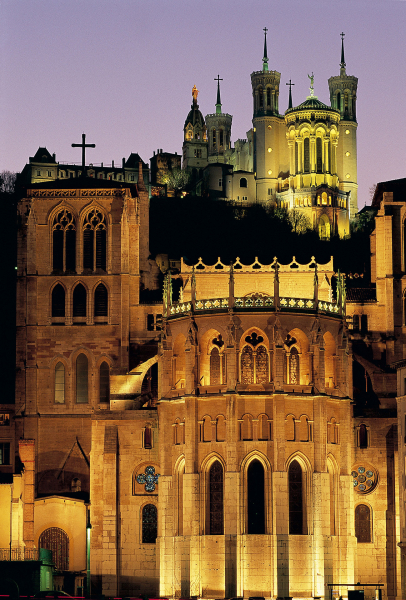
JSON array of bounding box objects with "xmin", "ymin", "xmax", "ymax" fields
[
  {"xmin": 371, "ymin": 178, "xmax": 406, "ymax": 208},
  {"xmin": 30, "ymin": 147, "xmax": 57, "ymax": 163}
]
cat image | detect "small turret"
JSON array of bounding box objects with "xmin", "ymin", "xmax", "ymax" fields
[{"xmin": 205, "ymin": 76, "xmax": 232, "ymax": 162}]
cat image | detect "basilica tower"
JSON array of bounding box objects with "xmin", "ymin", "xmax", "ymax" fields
[
  {"xmin": 251, "ymin": 29, "xmax": 288, "ymax": 203},
  {"xmin": 205, "ymin": 76, "xmax": 232, "ymax": 164},
  {"xmin": 328, "ymin": 34, "xmax": 358, "ymax": 217}
]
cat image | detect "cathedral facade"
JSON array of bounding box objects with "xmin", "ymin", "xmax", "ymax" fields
[{"xmin": 2, "ymin": 32, "xmax": 406, "ymax": 600}]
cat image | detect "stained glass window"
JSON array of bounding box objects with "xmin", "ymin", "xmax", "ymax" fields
[
  {"xmin": 289, "ymin": 460, "xmax": 304, "ymax": 534},
  {"xmin": 142, "ymin": 504, "xmax": 157, "ymax": 543},
  {"xmin": 256, "ymin": 345, "xmax": 268, "ymax": 384},
  {"xmin": 241, "ymin": 346, "xmax": 253, "ymax": 384},
  {"xmin": 209, "ymin": 461, "xmax": 223, "ymax": 535},
  {"xmin": 39, "ymin": 527, "xmax": 69, "ymax": 571},
  {"xmin": 355, "ymin": 504, "xmax": 371, "ymax": 543},
  {"xmin": 289, "ymin": 348, "xmax": 299, "ymax": 384},
  {"xmin": 247, "ymin": 460, "xmax": 265, "ymax": 534}
]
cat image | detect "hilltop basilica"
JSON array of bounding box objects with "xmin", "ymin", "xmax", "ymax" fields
[{"xmin": 1, "ymin": 32, "xmax": 406, "ymax": 600}]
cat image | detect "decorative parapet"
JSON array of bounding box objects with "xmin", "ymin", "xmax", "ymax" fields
[
  {"xmin": 167, "ymin": 295, "xmax": 340, "ymax": 318},
  {"xmin": 180, "ymin": 255, "xmax": 334, "ymax": 273}
]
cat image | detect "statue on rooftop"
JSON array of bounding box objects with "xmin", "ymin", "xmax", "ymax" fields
[{"xmin": 192, "ymin": 85, "xmax": 199, "ymax": 102}]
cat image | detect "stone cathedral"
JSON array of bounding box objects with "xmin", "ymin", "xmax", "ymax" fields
[{"xmin": 1, "ymin": 33, "xmax": 406, "ymax": 600}]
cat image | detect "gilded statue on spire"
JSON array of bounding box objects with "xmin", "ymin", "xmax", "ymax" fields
[{"xmin": 192, "ymin": 85, "xmax": 199, "ymax": 102}]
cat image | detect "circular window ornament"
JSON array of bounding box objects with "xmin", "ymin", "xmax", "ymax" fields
[
  {"xmin": 268, "ymin": 147, "xmax": 272, "ymax": 153},
  {"xmin": 345, "ymin": 129, "xmax": 350, "ymax": 135},
  {"xmin": 346, "ymin": 151, "xmax": 351, "ymax": 157},
  {"xmin": 268, "ymin": 125, "xmax": 272, "ymax": 129},
  {"xmin": 346, "ymin": 173, "xmax": 351, "ymax": 179},
  {"xmin": 352, "ymin": 464, "xmax": 378, "ymax": 494},
  {"xmin": 268, "ymin": 170, "xmax": 272, "ymax": 175}
]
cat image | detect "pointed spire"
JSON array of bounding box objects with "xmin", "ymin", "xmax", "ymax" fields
[
  {"xmin": 340, "ymin": 32, "xmax": 346, "ymax": 72},
  {"xmin": 286, "ymin": 79, "xmax": 295, "ymax": 109},
  {"xmin": 262, "ymin": 27, "xmax": 269, "ymax": 72},
  {"xmin": 215, "ymin": 74, "xmax": 223, "ymax": 115}
]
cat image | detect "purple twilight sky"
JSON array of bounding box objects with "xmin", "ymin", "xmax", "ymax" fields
[{"xmin": 1, "ymin": 0, "xmax": 405, "ymax": 208}]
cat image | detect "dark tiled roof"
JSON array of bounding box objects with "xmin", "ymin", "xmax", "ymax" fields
[
  {"xmin": 347, "ymin": 287, "xmax": 377, "ymax": 303},
  {"xmin": 286, "ymin": 97, "xmax": 339, "ymax": 115},
  {"xmin": 30, "ymin": 147, "xmax": 56, "ymax": 163}
]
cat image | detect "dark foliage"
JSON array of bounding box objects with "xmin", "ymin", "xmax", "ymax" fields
[{"xmin": 150, "ymin": 196, "xmax": 372, "ymax": 275}]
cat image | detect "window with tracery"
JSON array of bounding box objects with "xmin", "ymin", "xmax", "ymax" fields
[
  {"xmin": 355, "ymin": 504, "xmax": 371, "ymax": 543},
  {"xmin": 241, "ymin": 340, "xmax": 269, "ymax": 385},
  {"xmin": 39, "ymin": 527, "xmax": 69, "ymax": 571},
  {"xmin": 55, "ymin": 362, "xmax": 65, "ymax": 404},
  {"xmin": 52, "ymin": 284, "xmax": 65, "ymax": 317},
  {"xmin": 83, "ymin": 210, "xmax": 107, "ymax": 271},
  {"xmin": 73, "ymin": 284, "xmax": 86, "ymax": 317},
  {"xmin": 289, "ymin": 460, "xmax": 304, "ymax": 534},
  {"xmin": 247, "ymin": 460, "xmax": 265, "ymax": 534},
  {"xmin": 208, "ymin": 461, "xmax": 223, "ymax": 535},
  {"xmin": 142, "ymin": 504, "xmax": 157, "ymax": 543},
  {"xmin": 94, "ymin": 283, "xmax": 108, "ymax": 317},
  {"xmin": 210, "ymin": 347, "xmax": 221, "ymax": 385},
  {"xmin": 52, "ymin": 209, "xmax": 76, "ymax": 273}
]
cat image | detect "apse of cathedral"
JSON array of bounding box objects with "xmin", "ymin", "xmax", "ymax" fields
[{"xmin": 2, "ymin": 31, "xmax": 406, "ymax": 600}]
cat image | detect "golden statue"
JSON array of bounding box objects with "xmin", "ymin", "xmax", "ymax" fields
[{"xmin": 192, "ymin": 85, "xmax": 199, "ymax": 101}]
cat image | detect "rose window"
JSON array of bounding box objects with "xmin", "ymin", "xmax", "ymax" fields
[{"xmin": 352, "ymin": 465, "xmax": 377, "ymax": 494}]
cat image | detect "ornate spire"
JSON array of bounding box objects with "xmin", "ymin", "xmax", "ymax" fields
[
  {"xmin": 340, "ymin": 32, "xmax": 346, "ymax": 71},
  {"xmin": 262, "ymin": 27, "xmax": 269, "ymax": 72},
  {"xmin": 286, "ymin": 79, "xmax": 294, "ymax": 109},
  {"xmin": 215, "ymin": 74, "xmax": 223, "ymax": 115}
]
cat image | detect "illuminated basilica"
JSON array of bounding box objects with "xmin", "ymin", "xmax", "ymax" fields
[{"xmin": 2, "ymin": 32, "xmax": 406, "ymax": 600}]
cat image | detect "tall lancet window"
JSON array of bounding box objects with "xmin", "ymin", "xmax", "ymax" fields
[
  {"xmin": 289, "ymin": 460, "xmax": 304, "ymax": 534},
  {"xmin": 52, "ymin": 209, "xmax": 76, "ymax": 273},
  {"xmin": 247, "ymin": 460, "xmax": 265, "ymax": 534},
  {"xmin": 304, "ymin": 138, "xmax": 310, "ymax": 173},
  {"xmin": 208, "ymin": 461, "xmax": 223, "ymax": 535},
  {"xmin": 289, "ymin": 347, "xmax": 300, "ymax": 384},
  {"xmin": 83, "ymin": 209, "xmax": 107, "ymax": 271}
]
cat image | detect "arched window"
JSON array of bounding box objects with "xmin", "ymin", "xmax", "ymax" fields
[
  {"xmin": 73, "ymin": 284, "xmax": 87, "ymax": 317},
  {"xmin": 241, "ymin": 343, "xmax": 269, "ymax": 385},
  {"xmin": 76, "ymin": 354, "xmax": 88, "ymax": 404},
  {"xmin": 289, "ymin": 460, "xmax": 304, "ymax": 534},
  {"xmin": 177, "ymin": 463, "xmax": 185, "ymax": 535},
  {"xmin": 256, "ymin": 345, "xmax": 269, "ymax": 383},
  {"xmin": 94, "ymin": 283, "xmax": 108, "ymax": 317},
  {"xmin": 83, "ymin": 210, "xmax": 107, "ymax": 271},
  {"xmin": 241, "ymin": 346, "xmax": 253, "ymax": 384},
  {"xmin": 355, "ymin": 504, "xmax": 371, "ymax": 543},
  {"xmin": 241, "ymin": 414, "xmax": 253, "ymax": 440},
  {"xmin": 258, "ymin": 87, "xmax": 263, "ymax": 109},
  {"xmin": 202, "ymin": 416, "xmax": 212, "ymax": 442},
  {"xmin": 295, "ymin": 142, "xmax": 298, "ymax": 173},
  {"xmin": 144, "ymin": 426, "xmax": 152, "ymax": 449},
  {"xmin": 266, "ymin": 87, "xmax": 271, "ymax": 107},
  {"xmin": 210, "ymin": 347, "xmax": 221, "ymax": 385},
  {"xmin": 359, "ymin": 423, "xmax": 368, "ymax": 448},
  {"xmin": 318, "ymin": 214, "xmax": 330, "ymax": 240},
  {"xmin": 71, "ymin": 477, "xmax": 81, "ymax": 492},
  {"xmin": 208, "ymin": 461, "xmax": 223, "ymax": 534},
  {"xmin": 219, "ymin": 128, "xmax": 224, "ymax": 147},
  {"xmin": 303, "ymin": 138, "xmax": 310, "ymax": 173},
  {"xmin": 52, "ymin": 210, "xmax": 76, "ymax": 273},
  {"xmin": 142, "ymin": 504, "xmax": 157, "ymax": 543},
  {"xmin": 212, "ymin": 128, "xmax": 216, "ymax": 147},
  {"xmin": 216, "ymin": 415, "xmax": 226, "ymax": 442},
  {"xmin": 240, "ymin": 177, "xmax": 248, "ymax": 188},
  {"xmin": 289, "ymin": 347, "xmax": 300, "ymax": 384},
  {"xmin": 286, "ymin": 415, "xmax": 295, "ymax": 441},
  {"xmin": 54, "ymin": 362, "xmax": 65, "ymax": 404},
  {"xmin": 52, "ymin": 284, "xmax": 65, "ymax": 317},
  {"xmin": 258, "ymin": 414, "xmax": 270, "ymax": 440},
  {"xmin": 247, "ymin": 460, "xmax": 265, "ymax": 534},
  {"xmin": 316, "ymin": 137, "xmax": 322, "ymax": 173},
  {"xmin": 39, "ymin": 527, "xmax": 69, "ymax": 571},
  {"xmin": 337, "ymin": 92, "xmax": 341, "ymax": 111},
  {"xmin": 99, "ymin": 361, "xmax": 109, "ymax": 403},
  {"xmin": 299, "ymin": 415, "xmax": 309, "ymax": 442}
]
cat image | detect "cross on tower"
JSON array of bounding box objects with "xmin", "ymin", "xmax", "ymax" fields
[
  {"xmin": 286, "ymin": 79, "xmax": 295, "ymax": 109},
  {"xmin": 214, "ymin": 74, "xmax": 223, "ymax": 86},
  {"xmin": 71, "ymin": 133, "xmax": 96, "ymax": 172}
]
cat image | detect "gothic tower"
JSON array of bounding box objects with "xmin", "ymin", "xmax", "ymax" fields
[
  {"xmin": 251, "ymin": 29, "xmax": 288, "ymax": 203},
  {"xmin": 205, "ymin": 76, "xmax": 232, "ymax": 164},
  {"xmin": 328, "ymin": 33, "xmax": 358, "ymax": 217}
]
